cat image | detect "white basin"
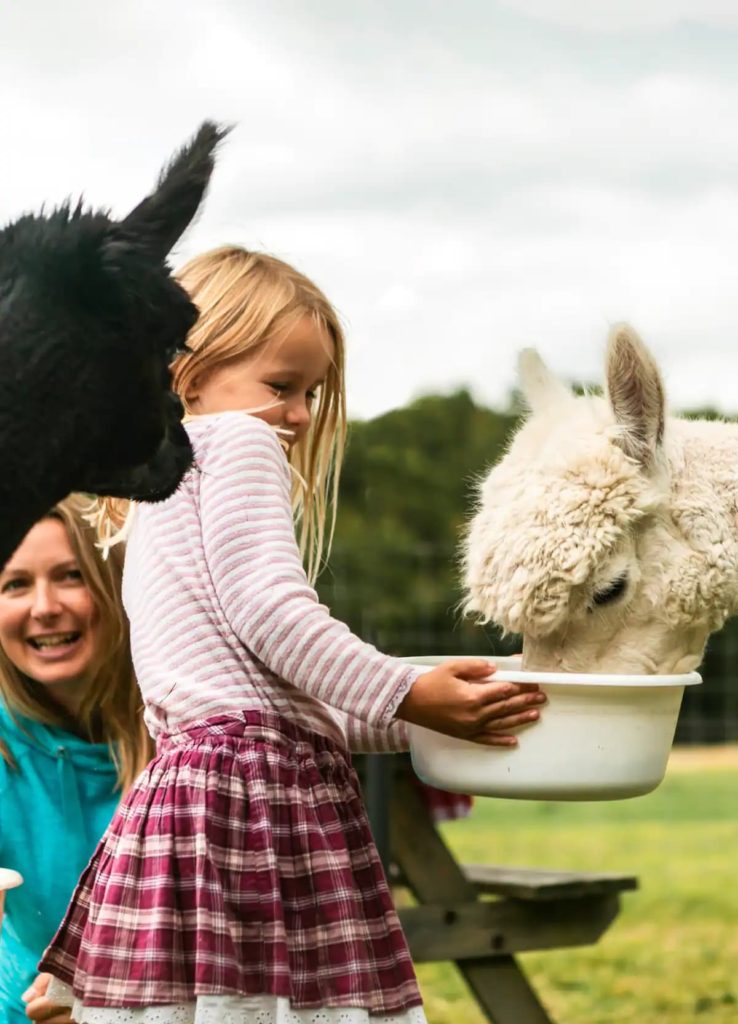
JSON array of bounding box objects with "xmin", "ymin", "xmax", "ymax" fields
[{"xmin": 404, "ymin": 656, "xmax": 702, "ymax": 801}]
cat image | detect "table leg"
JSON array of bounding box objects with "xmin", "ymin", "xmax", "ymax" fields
[
  {"xmin": 461, "ymin": 956, "xmax": 555, "ymax": 1024},
  {"xmin": 390, "ymin": 771, "xmax": 555, "ymax": 1024}
]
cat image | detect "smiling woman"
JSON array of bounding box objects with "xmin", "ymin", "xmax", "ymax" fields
[
  {"xmin": 0, "ymin": 519, "xmax": 102, "ymax": 713},
  {"xmin": 0, "ymin": 495, "xmax": 153, "ymax": 1024}
]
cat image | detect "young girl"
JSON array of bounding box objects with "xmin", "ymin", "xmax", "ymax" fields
[
  {"xmin": 40, "ymin": 246, "xmax": 545, "ymax": 1023},
  {"xmin": 0, "ymin": 495, "xmax": 152, "ymax": 1024}
]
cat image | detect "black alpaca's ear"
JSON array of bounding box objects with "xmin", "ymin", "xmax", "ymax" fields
[{"xmin": 118, "ymin": 121, "xmax": 230, "ymax": 258}]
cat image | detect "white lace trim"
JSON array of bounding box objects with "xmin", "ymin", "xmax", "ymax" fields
[{"xmin": 46, "ymin": 979, "xmax": 427, "ymax": 1024}]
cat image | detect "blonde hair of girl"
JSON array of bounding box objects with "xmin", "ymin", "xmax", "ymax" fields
[
  {"xmin": 0, "ymin": 494, "xmax": 153, "ymax": 791},
  {"xmin": 97, "ymin": 246, "xmax": 347, "ymax": 583}
]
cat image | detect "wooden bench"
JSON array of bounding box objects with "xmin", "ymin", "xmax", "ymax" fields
[
  {"xmin": 464, "ymin": 864, "xmax": 638, "ymax": 902},
  {"xmin": 382, "ymin": 765, "xmax": 638, "ymax": 1024}
]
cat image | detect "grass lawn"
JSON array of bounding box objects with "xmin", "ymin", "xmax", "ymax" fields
[{"xmin": 413, "ymin": 748, "xmax": 738, "ymax": 1024}]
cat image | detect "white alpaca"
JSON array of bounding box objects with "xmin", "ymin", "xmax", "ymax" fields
[{"xmin": 463, "ymin": 324, "xmax": 738, "ymax": 674}]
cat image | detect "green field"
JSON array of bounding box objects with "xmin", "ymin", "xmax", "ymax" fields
[{"xmin": 414, "ymin": 754, "xmax": 738, "ymax": 1024}]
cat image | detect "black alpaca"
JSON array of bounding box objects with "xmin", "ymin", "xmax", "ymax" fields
[{"xmin": 0, "ymin": 120, "xmax": 228, "ymax": 568}]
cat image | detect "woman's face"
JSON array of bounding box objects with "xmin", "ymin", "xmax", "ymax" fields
[{"xmin": 0, "ymin": 518, "xmax": 101, "ymax": 713}]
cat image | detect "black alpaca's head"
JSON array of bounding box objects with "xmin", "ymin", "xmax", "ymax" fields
[{"xmin": 0, "ymin": 120, "xmax": 228, "ymax": 566}]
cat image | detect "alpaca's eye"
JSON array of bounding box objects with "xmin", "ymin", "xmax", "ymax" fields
[{"xmin": 591, "ymin": 574, "xmax": 628, "ymax": 608}]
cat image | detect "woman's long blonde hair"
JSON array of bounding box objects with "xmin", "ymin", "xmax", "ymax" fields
[
  {"xmin": 98, "ymin": 246, "xmax": 347, "ymax": 582},
  {"xmin": 0, "ymin": 495, "xmax": 153, "ymax": 792}
]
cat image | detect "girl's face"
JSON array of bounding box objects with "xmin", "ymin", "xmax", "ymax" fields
[
  {"xmin": 0, "ymin": 518, "xmax": 101, "ymax": 714},
  {"xmin": 189, "ymin": 314, "xmax": 334, "ymax": 447}
]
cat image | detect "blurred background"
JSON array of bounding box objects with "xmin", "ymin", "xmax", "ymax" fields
[
  {"xmin": 4, "ymin": 3, "xmax": 738, "ymax": 1020},
  {"xmin": 4, "ymin": 0, "xmax": 737, "ymax": 737}
]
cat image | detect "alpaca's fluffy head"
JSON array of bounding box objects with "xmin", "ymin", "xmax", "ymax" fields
[
  {"xmin": 0, "ymin": 121, "xmax": 227, "ymax": 566},
  {"xmin": 463, "ymin": 324, "xmax": 738, "ymax": 674}
]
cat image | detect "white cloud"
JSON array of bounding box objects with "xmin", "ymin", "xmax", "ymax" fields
[
  {"xmin": 3, "ymin": 1, "xmax": 738, "ymax": 420},
  {"xmin": 497, "ymin": 0, "xmax": 738, "ymax": 32},
  {"xmin": 375, "ymin": 285, "xmax": 421, "ymax": 316}
]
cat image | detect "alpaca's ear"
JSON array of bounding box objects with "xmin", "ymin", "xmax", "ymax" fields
[
  {"xmin": 605, "ymin": 323, "xmax": 665, "ymax": 468},
  {"xmin": 518, "ymin": 348, "xmax": 573, "ymax": 412},
  {"xmin": 118, "ymin": 121, "xmax": 230, "ymax": 259}
]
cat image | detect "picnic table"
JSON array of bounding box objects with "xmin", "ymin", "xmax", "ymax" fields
[{"xmin": 360, "ymin": 754, "xmax": 638, "ymax": 1024}]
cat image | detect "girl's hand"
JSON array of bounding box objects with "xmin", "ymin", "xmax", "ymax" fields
[
  {"xmin": 396, "ymin": 659, "xmax": 546, "ymax": 747},
  {"xmin": 22, "ymin": 974, "xmax": 73, "ymax": 1023}
]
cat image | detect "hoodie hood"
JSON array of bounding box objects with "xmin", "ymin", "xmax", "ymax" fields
[
  {"xmin": 0, "ymin": 697, "xmax": 115, "ymax": 774},
  {"xmin": 0, "ymin": 697, "xmax": 116, "ymax": 844}
]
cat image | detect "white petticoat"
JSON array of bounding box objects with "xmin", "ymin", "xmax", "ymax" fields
[{"xmin": 46, "ymin": 979, "xmax": 428, "ymax": 1024}]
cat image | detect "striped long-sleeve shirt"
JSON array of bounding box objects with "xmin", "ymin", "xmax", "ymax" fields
[{"xmin": 122, "ymin": 411, "xmax": 420, "ymax": 751}]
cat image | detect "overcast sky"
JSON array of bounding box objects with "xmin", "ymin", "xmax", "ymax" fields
[{"xmin": 4, "ymin": 0, "xmax": 738, "ymax": 418}]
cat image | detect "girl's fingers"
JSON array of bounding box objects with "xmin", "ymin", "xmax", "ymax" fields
[
  {"xmin": 469, "ymin": 732, "xmax": 519, "ymax": 747},
  {"xmin": 483, "ymin": 708, "xmax": 542, "ymax": 732},
  {"xmin": 446, "ymin": 659, "xmax": 497, "ymax": 680},
  {"xmin": 470, "ymin": 680, "xmax": 541, "ymax": 707},
  {"xmin": 478, "ymin": 691, "xmax": 547, "ymax": 724},
  {"xmin": 467, "ymin": 710, "xmax": 541, "ymax": 745}
]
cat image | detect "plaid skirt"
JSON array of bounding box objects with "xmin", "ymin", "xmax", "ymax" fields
[{"xmin": 39, "ymin": 709, "xmax": 423, "ymax": 1016}]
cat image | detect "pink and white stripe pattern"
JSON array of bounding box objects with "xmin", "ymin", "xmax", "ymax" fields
[{"xmin": 122, "ymin": 412, "xmax": 419, "ymax": 751}]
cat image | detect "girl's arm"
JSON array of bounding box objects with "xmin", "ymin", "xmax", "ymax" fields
[
  {"xmin": 198, "ymin": 415, "xmax": 545, "ymax": 749},
  {"xmin": 336, "ymin": 712, "xmax": 409, "ymax": 753},
  {"xmin": 199, "ymin": 413, "xmax": 420, "ymax": 732}
]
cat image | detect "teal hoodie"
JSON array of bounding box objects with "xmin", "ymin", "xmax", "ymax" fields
[{"xmin": 0, "ymin": 699, "xmax": 119, "ymax": 1024}]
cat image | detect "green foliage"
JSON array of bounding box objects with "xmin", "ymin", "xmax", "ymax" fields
[
  {"xmin": 681, "ymin": 407, "xmax": 736, "ymax": 423},
  {"xmin": 317, "ymin": 389, "xmax": 520, "ymax": 656}
]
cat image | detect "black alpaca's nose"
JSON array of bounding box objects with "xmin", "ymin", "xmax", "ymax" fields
[{"xmin": 164, "ymin": 389, "xmax": 185, "ymax": 421}]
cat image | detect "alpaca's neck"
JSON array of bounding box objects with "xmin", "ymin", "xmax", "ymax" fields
[
  {"xmin": 669, "ymin": 417, "xmax": 738, "ymax": 526},
  {"xmin": 668, "ymin": 416, "xmax": 738, "ymax": 625}
]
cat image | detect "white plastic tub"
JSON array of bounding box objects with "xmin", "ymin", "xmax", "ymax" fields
[
  {"xmin": 403, "ymin": 656, "xmax": 702, "ymax": 800},
  {"xmin": 0, "ymin": 869, "xmax": 22, "ymax": 930}
]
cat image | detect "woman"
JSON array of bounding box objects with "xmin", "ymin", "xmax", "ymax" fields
[{"xmin": 0, "ymin": 495, "xmax": 153, "ymax": 1024}]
